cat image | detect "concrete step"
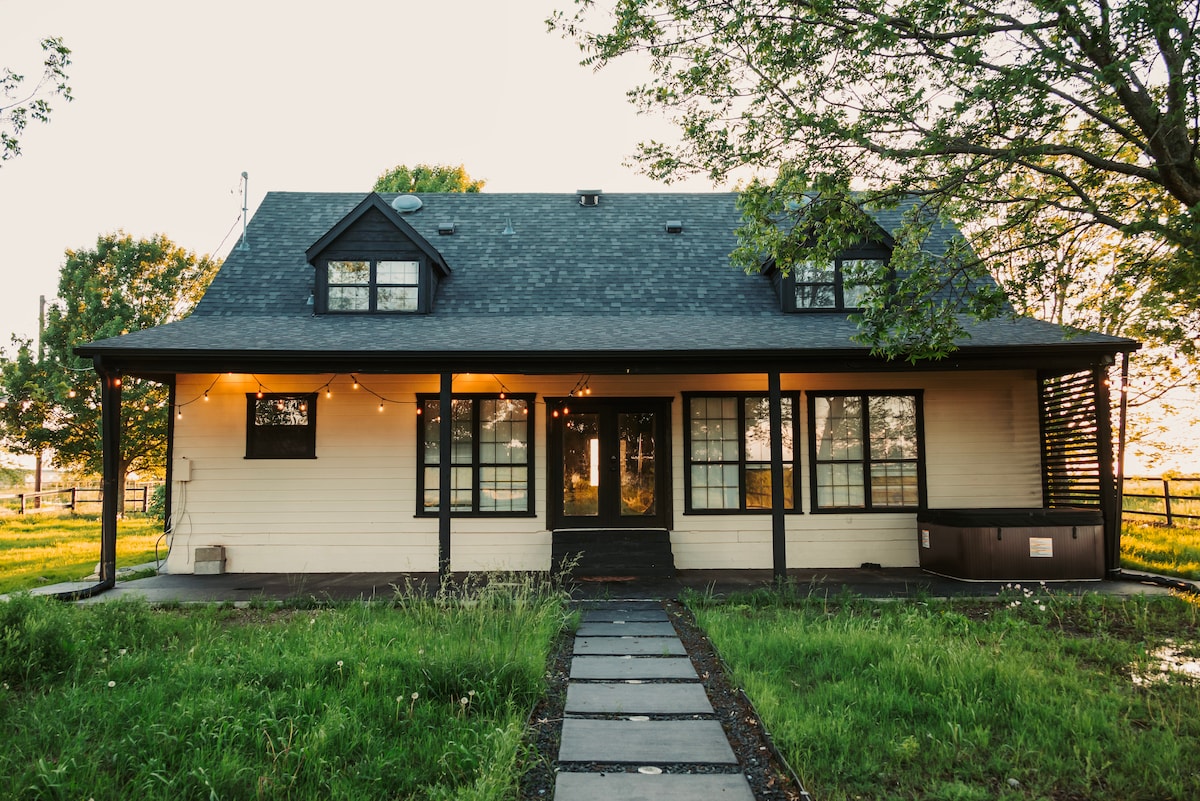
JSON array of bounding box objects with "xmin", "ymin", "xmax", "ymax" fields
[
  {"xmin": 570, "ymin": 655, "xmax": 697, "ymax": 681},
  {"xmin": 555, "ymin": 772, "xmax": 755, "ymax": 801},
  {"xmin": 573, "ymin": 636, "xmax": 686, "ymax": 656},
  {"xmin": 559, "ymin": 719, "xmax": 737, "ymax": 764},
  {"xmin": 565, "ymin": 682, "xmax": 713, "ymax": 715}
]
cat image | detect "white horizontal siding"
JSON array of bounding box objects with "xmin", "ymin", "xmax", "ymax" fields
[{"xmin": 167, "ymin": 370, "xmax": 1043, "ymax": 573}]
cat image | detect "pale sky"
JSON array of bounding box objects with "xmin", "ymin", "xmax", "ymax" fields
[
  {"xmin": 0, "ymin": 0, "xmax": 719, "ymax": 344},
  {"xmin": 1, "ymin": 1, "xmax": 1193, "ymax": 474}
]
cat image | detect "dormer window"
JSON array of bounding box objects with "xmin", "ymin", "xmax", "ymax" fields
[
  {"xmin": 327, "ymin": 259, "xmax": 421, "ymax": 312},
  {"xmin": 791, "ymin": 257, "xmax": 887, "ymax": 311}
]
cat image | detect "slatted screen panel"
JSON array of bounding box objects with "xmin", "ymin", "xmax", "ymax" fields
[{"xmin": 1039, "ymin": 370, "xmax": 1103, "ymax": 508}]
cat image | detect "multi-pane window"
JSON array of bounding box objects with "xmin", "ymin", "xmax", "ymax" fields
[
  {"xmin": 245, "ymin": 394, "xmax": 317, "ymax": 459},
  {"xmin": 793, "ymin": 258, "xmax": 884, "ymax": 310},
  {"xmin": 810, "ymin": 393, "xmax": 923, "ymax": 511},
  {"xmin": 419, "ymin": 396, "xmax": 533, "ymax": 515},
  {"xmin": 327, "ymin": 259, "xmax": 420, "ymax": 312},
  {"xmin": 686, "ymin": 394, "xmax": 797, "ymax": 512}
]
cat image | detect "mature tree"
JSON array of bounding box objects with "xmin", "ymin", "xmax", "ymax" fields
[
  {"xmin": 0, "ymin": 234, "xmax": 219, "ymax": 505},
  {"xmin": 2, "ymin": 36, "xmax": 71, "ymax": 164},
  {"xmin": 373, "ymin": 163, "xmax": 485, "ymax": 193},
  {"xmin": 555, "ymin": 0, "xmax": 1200, "ymax": 359}
]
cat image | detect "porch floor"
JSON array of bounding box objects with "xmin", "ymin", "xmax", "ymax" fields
[{"xmin": 23, "ymin": 566, "xmax": 1182, "ymax": 605}]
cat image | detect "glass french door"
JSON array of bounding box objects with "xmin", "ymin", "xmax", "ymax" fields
[{"xmin": 550, "ymin": 399, "xmax": 671, "ymax": 529}]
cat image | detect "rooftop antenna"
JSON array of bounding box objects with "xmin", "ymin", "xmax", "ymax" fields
[{"xmin": 237, "ymin": 171, "xmax": 249, "ymax": 251}]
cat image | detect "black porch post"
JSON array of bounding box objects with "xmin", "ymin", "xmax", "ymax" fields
[
  {"xmin": 98, "ymin": 367, "xmax": 123, "ymax": 585},
  {"xmin": 768, "ymin": 371, "xmax": 787, "ymax": 582},
  {"xmin": 1093, "ymin": 363, "xmax": 1120, "ymax": 576},
  {"xmin": 438, "ymin": 372, "xmax": 453, "ymax": 585}
]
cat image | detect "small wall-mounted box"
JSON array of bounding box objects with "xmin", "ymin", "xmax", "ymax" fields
[
  {"xmin": 176, "ymin": 457, "xmax": 192, "ymax": 482},
  {"xmin": 194, "ymin": 545, "xmax": 225, "ymax": 575}
]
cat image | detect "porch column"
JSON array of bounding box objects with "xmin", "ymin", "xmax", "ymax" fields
[
  {"xmin": 1093, "ymin": 363, "xmax": 1119, "ymax": 576},
  {"xmin": 438, "ymin": 371, "xmax": 453, "ymax": 584},
  {"xmin": 98, "ymin": 367, "xmax": 123, "ymax": 585},
  {"xmin": 768, "ymin": 371, "xmax": 787, "ymax": 581}
]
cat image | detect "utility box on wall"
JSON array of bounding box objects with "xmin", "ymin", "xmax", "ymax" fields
[
  {"xmin": 194, "ymin": 545, "xmax": 226, "ymax": 575},
  {"xmin": 917, "ymin": 508, "xmax": 1104, "ymax": 581}
]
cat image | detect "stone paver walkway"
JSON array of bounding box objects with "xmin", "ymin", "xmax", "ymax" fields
[{"xmin": 554, "ymin": 600, "xmax": 755, "ymax": 801}]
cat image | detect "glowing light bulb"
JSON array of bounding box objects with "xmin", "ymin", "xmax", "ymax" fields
[{"xmin": 378, "ymin": 402, "xmax": 384, "ymax": 412}]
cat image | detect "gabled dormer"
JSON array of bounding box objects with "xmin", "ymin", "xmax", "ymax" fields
[
  {"xmin": 763, "ymin": 208, "xmax": 896, "ymax": 313},
  {"xmin": 305, "ymin": 193, "xmax": 451, "ymax": 314}
]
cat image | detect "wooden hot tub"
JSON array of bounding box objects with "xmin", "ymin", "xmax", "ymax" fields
[{"xmin": 916, "ymin": 508, "xmax": 1104, "ymax": 581}]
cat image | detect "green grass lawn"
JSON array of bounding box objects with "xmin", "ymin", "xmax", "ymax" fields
[
  {"xmin": 1122, "ymin": 521, "xmax": 1200, "ymax": 579},
  {"xmin": 0, "ymin": 582, "xmax": 568, "ymax": 800},
  {"xmin": 0, "ymin": 513, "xmax": 163, "ymax": 594},
  {"xmin": 690, "ymin": 587, "xmax": 1200, "ymax": 801}
]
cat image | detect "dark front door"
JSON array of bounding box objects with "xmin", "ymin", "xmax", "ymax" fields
[{"xmin": 549, "ymin": 398, "xmax": 671, "ymax": 529}]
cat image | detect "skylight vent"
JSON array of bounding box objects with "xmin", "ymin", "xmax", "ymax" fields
[
  {"xmin": 577, "ymin": 189, "xmax": 602, "ymax": 207},
  {"xmin": 437, "ymin": 222, "xmax": 456, "ymax": 236},
  {"xmin": 665, "ymin": 220, "xmax": 683, "ymax": 234},
  {"xmin": 391, "ymin": 194, "xmax": 423, "ymax": 213}
]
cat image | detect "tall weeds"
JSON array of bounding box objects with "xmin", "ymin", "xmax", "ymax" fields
[{"xmin": 0, "ymin": 574, "xmax": 568, "ymax": 800}]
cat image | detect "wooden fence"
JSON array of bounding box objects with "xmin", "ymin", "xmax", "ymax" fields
[
  {"xmin": 13, "ymin": 486, "xmax": 155, "ymax": 515},
  {"xmin": 1122, "ymin": 477, "xmax": 1200, "ymax": 526}
]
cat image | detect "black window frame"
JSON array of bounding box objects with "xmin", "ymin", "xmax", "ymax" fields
[
  {"xmin": 245, "ymin": 393, "xmax": 317, "ymax": 460},
  {"xmin": 416, "ymin": 393, "xmax": 536, "ymax": 518},
  {"xmin": 322, "ymin": 258, "xmax": 423, "ymax": 314},
  {"xmin": 807, "ymin": 391, "xmax": 926, "ymax": 513},
  {"xmin": 683, "ymin": 392, "xmax": 801, "ymax": 514},
  {"xmin": 784, "ymin": 249, "xmax": 892, "ymax": 312}
]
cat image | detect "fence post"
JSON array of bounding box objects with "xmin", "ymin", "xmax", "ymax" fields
[
  {"xmin": 1163, "ymin": 478, "xmax": 1173, "ymax": 527},
  {"xmin": 18, "ymin": 493, "xmax": 25, "ymax": 514},
  {"xmin": 141, "ymin": 486, "xmax": 148, "ymax": 513}
]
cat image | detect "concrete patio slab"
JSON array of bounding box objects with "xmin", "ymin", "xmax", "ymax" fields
[
  {"xmin": 565, "ymin": 682, "xmax": 713, "ymax": 714},
  {"xmin": 571, "ymin": 655, "xmax": 698, "ymax": 680},
  {"xmin": 559, "ymin": 719, "xmax": 737, "ymax": 764},
  {"xmin": 555, "ymin": 771, "xmax": 756, "ymax": 801},
  {"xmin": 576, "ymin": 621, "xmax": 677, "ymax": 637},
  {"xmin": 573, "ymin": 636, "xmax": 686, "ymax": 656}
]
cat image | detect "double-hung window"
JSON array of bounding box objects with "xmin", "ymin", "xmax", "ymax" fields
[
  {"xmin": 809, "ymin": 392, "xmax": 924, "ymax": 511},
  {"xmin": 327, "ymin": 259, "xmax": 420, "ymax": 312},
  {"xmin": 418, "ymin": 395, "xmax": 533, "ymax": 515},
  {"xmin": 792, "ymin": 257, "xmax": 885, "ymax": 310},
  {"xmin": 685, "ymin": 394, "xmax": 798, "ymax": 512}
]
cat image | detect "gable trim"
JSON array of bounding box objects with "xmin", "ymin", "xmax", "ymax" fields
[{"xmin": 304, "ymin": 193, "xmax": 450, "ymax": 277}]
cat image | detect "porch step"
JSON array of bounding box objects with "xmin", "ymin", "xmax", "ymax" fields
[{"xmin": 552, "ymin": 529, "xmax": 676, "ymax": 579}]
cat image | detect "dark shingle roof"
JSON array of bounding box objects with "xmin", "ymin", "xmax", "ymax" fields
[{"xmin": 78, "ymin": 191, "xmax": 1137, "ymax": 372}]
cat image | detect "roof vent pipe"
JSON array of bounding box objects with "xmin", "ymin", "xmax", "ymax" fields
[{"xmin": 577, "ymin": 189, "xmax": 602, "ymax": 207}]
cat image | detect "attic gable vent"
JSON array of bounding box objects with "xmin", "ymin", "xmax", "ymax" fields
[
  {"xmin": 665, "ymin": 220, "xmax": 683, "ymax": 234},
  {"xmin": 577, "ymin": 189, "xmax": 602, "ymax": 207},
  {"xmin": 391, "ymin": 194, "xmax": 423, "ymax": 213}
]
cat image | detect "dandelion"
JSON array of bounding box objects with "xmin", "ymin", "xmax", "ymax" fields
[
  {"xmin": 412, "ymin": 691, "xmax": 420, "ymax": 700},
  {"xmin": 1038, "ymin": 604, "xmax": 1046, "ymax": 612},
  {"xmin": 118, "ymin": 648, "xmax": 127, "ymax": 656},
  {"xmin": 461, "ymin": 696, "xmax": 469, "ymax": 705},
  {"xmin": 337, "ymin": 660, "xmax": 344, "ymax": 667},
  {"xmin": 107, "ymin": 680, "xmax": 116, "ymax": 688}
]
